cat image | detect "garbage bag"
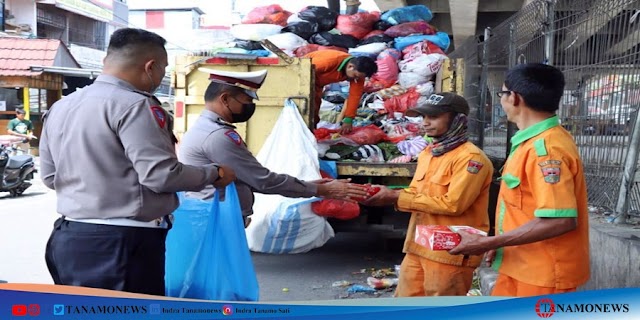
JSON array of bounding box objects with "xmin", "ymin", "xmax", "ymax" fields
[
  {"xmin": 398, "ymin": 71, "xmax": 429, "ymax": 88},
  {"xmin": 402, "ymin": 40, "xmax": 445, "ymax": 60},
  {"xmin": 397, "ymin": 136, "xmax": 429, "ymax": 157},
  {"xmin": 298, "ymin": 6, "xmax": 338, "ymax": 31},
  {"xmin": 310, "ymin": 32, "xmax": 360, "ymax": 49},
  {"xmin": 282, "ymin": 21, "xmax": 319, "ymax": 40},
  {"xmin": 399, "ymin": 53, "xmax": 448, "ymax": 78},
  {"xmin": 364, "ymin": 48, "xmax": 400, "ymax": 92},
  {"xmin": 246, "ymin": 99, "xmax": 334, "ymax": 254},
  {"xmin": 335, "ymin": 12, "xmax": 380, "ymax": 39},
  {"xmin": 394, "ymin": 32, "xmax": 451, "ymax": 51},
  {"xmin": 165, "ymin": 184, "xmax": 259, "ymax": 301},
  {"xmin": 242, "ymin": 4, "xmax": 292, "ymax": 26},
  {"xmin": 230, "ymin": 23, "xmax": 283, "ymax": 41},
  {"xmin": 374, "ymin": 20, "xmax": 394, "ymax": 30},
  {"xmin": 381, "ymin": 5, "xmax": 433, "ymax": 25},
  {"xmin": 234, "ymin": 39, "xmax": 264, "ymax": 51},
  {"xmin": 359, "ymin": 34, "xmax": 394, "ymax": 46},
  {"xmin": 294, "ymin": 44, "xmax": 347, "ymax": 57},
  {"xmin": 349, "ymin": 42, "xmax": 387, "ymax": 57},
  {"xmin": 384, "ymin": 21, "xmax": 437, "ymax": 38},
  {"xmin": 384, "ymin": 87, "xmax": 421, "ymax": 115},
  {"xmin": 362, "ymin": 30, "xmax": 384, "ymax": 39},
  {"xmin": 265, "ymin": 32, "xmax": 308, "ymax": 52}
]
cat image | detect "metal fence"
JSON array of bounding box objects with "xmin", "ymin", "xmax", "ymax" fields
[{"xmin": 448, "ymin": 0, "xmax": 640, "ymax": 219}]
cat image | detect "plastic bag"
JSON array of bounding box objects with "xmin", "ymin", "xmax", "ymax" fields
[
  {"xmin": 362, "ymin": 30, "xmax": 384, "ymax": 39},
  {"xmin": 394, "ymin": 32, "xmax": 451, "ymax": 51},
  {"xmin": 349, "ymin": 42, "xmax": 388, "ymax": 57},
  {"xmin": 282, "ymin": 21, "xmax": 319, "ymax": 40},
  {"xmin": 343, "ymin": 124, "xmax": 388, "ymax": 145},
  {"xmin": 381, "ymin": 5, "xmax": 433, "ymax": 25},
  {"xmin": 165, "ymin": 184, "xmax": 259, "ymax": 301},
  {"xmin": 399, "ymin": 53, "xmax": 448, "ymax": 78},
  {"xmin": 311, "ymin": 171, "xmax": 360, "ymax": 220},
  {"xmin": 234, "ymin": 39, "xmax": 264, "ymax": 51},
  {"xmin": 384, "ymin": 21, "xmax": 436, "ymax": 37},
  {"xmin": 398, "ymin": 71, "xmax": 429, "ymax": 88},
  {"xmin": 364, "ymin": 48, "xmax": 400, "ymax": 93},
  {"xmin": 397, "ymin": 136, "xmax": 429, "ymax": 157},
  {"xmin": 360, "ymin": 34, "xmax": 394, "ymax": 46},
  {"xmin": 310, "ymin": 32, "xmax": 360, "ymax": 48},
  {"xmin": 294, "ymin": 44, "xmax": 347, "ymax": 57},
  {"xmin": 374, "ymin": 20, "xmax": 394, "ymax": 30},
  {"xmin": 298, "ymin": 6, "xmax": 338, "ymax": 31},
  {"xmin": 335, "ymin": 12, "xmax": 380, "ymax": 39},
  {"xmin": 230, "ymin": 23, "xmax": 283, "ymax": 41},
  {"xmin": 265, "ymin": 32, "xmax": 308, "ymax": 52},
  {"xmin": 402, "ymin": 40, "xmax": 445, "ymax": 60},
  {"xmin": 242, "ymin": 4, "xmax": 292, "ymax": 26},
  {"xmin": 384, "ymin": 87, "xmax": 421, "ymax": 114},
  {"xmin": 246, "ymin": 99, "xmax": 334, "ymax": 254}
]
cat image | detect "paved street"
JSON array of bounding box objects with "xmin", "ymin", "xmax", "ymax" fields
[{"xmin": 0, "ymin": 161, "xmax": 405, "ymax": 301}]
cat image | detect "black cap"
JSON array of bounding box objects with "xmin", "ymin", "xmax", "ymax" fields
[{"xmin": 405, "ymin": 92, "xmax": 470, "ymax": 117}]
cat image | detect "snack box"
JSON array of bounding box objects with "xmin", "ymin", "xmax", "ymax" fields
[{"xmin": 415, "ymin": 225, "xmax": 487, "ymax": 250}]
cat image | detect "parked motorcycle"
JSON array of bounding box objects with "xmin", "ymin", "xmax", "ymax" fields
[{"xmin": 0, "ymin": 141, "xmax": 37, "ymax": 197}]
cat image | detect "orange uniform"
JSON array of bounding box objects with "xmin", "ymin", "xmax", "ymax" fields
[
  {"xmin": 395, "ymin": 141, "xmax": 493, "ymax": 296},
  {"xmin": 492, "ymin": 115, "xmax": 590, "ymax": 296},
  {"xmin": 304, "ymin": 50, "xmax": 364, "ymax": 123}
]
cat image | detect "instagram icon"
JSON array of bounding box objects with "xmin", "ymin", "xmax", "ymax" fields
[{"xmin": 222, "ymin": 305, "xmax": 233, "ymax": 316}]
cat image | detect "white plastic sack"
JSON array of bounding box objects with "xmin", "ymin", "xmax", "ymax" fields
[
  {"xmin": 264, "ymin": 32, "xmax": 309, "ymax": 52},
  {"xmin": 348, "ymin": 42, "xmax": 388, "ymax": 56},
  {"xmin": 246, "ymin": 99, "xmax": 334, "ymax": 254},
  {"xmin": 287, "ymin": 13, "xmax": 304, "ymax": 24},
  {"xmin": 415, "ymin": 81, "xmax": 435, "ymax": 96},
  {"xmin": 230, "ymin": 24, "xmax": 283, "ymax": 41},
  {"xmin": 399, "ymin": 53, "xmax": 447, "ymax": 78},
  {"xmin": 398, "ymin": 71, "xmax": 428, "ymax": 88}
]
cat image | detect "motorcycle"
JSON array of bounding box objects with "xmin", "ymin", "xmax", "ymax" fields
[{"xmin": 0, "ymin": 139, "xmax": 37, "ymax": 197}]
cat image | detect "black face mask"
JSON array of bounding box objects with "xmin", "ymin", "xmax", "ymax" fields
[{"xmin": 228, "ymin": 97, "xmax": 256, "ymax": 123}]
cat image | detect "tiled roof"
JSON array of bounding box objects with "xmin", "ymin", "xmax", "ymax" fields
[{"xmin": 0, "ymin": 38, "xmax": 63, "ymax": 76}]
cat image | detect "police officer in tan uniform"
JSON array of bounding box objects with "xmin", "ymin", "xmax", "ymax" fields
[
  {"xmin": 178, "ymin": 68, "xmax": 368, "ymax": 224},
  {"xmin": 39, "ymin": 28, "xmax": 235, "ymax": 296}
]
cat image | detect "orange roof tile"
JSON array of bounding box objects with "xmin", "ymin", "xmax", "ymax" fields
[{"xmin": 0, "ymin": 38, "xmax": 64, "ymax": 76}]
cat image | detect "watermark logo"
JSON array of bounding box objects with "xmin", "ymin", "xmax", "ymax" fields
[
  {"xmin": 222, "ymin": 305, "xmax": 233, "ymax": 316},
  {"xmin": 53, "ymin": 304, "xmax": 65, "ymax": 316},
  {"xmin": 12, "ymin": 305, "xmax": 27, "ymax": 316},
  {"xmin": 535, "ymin": 298, "xmax": 556, "ymax": 318},
  {"xmin": 27, "ymin": 304, "xmax": 40, "ymax": 316}
]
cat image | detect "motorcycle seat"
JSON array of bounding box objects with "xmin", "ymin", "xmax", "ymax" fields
[{"xmin": 6, "ymin": 155, "xmax": 33, "ymax": 169}]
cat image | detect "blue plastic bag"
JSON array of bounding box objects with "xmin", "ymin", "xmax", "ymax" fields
[
  {"xmin": 381, "ymin": 5, "xmax": 433, "ymax": 25},
  {"xmin": 165, "ymin": 183, "xmax": 259, "ymax": 301},
  {"xmin": 393, "ymin": 32, "xmax": 451, "ymax": 52}
]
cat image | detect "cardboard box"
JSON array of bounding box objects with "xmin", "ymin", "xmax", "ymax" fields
[{"xmin": 415, "ymin": 225, "xmax": 487, "ymax": 250}]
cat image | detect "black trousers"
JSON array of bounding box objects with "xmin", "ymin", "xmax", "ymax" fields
[{"xmin": 45, "ymin": 217, "xmax": 168, "ymax": 296}]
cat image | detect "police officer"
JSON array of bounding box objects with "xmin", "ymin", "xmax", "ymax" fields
[
  {"xmin": 178, "ymin": 68, "xmax": 369, "ymax": 224},
  {"xmin": 39, "ymin": 28, "xmax": 236, "ymax": 296}
]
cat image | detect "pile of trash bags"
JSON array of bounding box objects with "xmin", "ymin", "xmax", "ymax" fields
[{"xmin": 224, "ymin": 4, "xmax": 451, "ymax": 164}]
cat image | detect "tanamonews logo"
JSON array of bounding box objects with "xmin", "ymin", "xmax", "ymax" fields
[{"xmin": 535, "ymin": 298, "xmax": 630, "ymax": 318}]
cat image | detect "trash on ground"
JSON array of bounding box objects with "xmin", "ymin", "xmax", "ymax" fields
[
  {"xmin": 367, "ymin": 277, "xmax": 398, "ymax": 289},
  {"xmin": 282, "ymin": 288, "xmax": 289, "ymax": 292},
  {"xmin": 347, "ymin": 285, "xmax": 377, "ymax": 294},
  {"xmin": 332, "ymin": 280, "xmax": 352, "ymax": 287}
]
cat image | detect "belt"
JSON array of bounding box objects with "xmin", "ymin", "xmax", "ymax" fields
[{"xmin": 63, "ymin": 215, "xmax": 172, "ymax": 229}]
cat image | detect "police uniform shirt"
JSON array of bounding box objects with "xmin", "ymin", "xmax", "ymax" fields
[
  {"xmin": 178, "ymin": 110, "xmax": 318, "ymax": 216},
  {"xmin": 39, "ymin": 75, "xmax": 219, "ymax": 222}
]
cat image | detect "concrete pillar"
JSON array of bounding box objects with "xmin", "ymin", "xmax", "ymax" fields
[{"xmin": 449, "ymin": 0, "xmax": 479, "ymax": 48}]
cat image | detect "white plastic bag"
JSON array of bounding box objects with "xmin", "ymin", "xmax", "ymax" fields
[
  {"xmin": 348, "ymin": 42, "xmax": 388, "ymax": 56},
  {"xmin": 246, "ymin": 99, "xmax": 334, "ymax": 254},
  {"xmin": 230, "ymin": 24, "xmax": 283, "ymax": 41},
  {"xmin": 398, "ymin": 71, "xmax": 428, "ymax": 88},
  {"xmin": 399, "ymin": 53, "xmax": 447, "ymax": 78},
  {"xmin": 264, "ymin": 32, "xmax": 309, "ymax": 52}
]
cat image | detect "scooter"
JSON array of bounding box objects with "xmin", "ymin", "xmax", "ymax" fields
[{"xmin": 0, "ymin": 141, "xmax": 37, "ymax": 197}]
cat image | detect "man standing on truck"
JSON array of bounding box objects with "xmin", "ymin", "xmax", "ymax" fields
[
  {"xmin": 178, "ymin": 68, "xmax": 369, "ymax": 226},
  {"xmin": 449, "ymin": 63, "xmax": 590, "ymax": 297},
  {"xmin": 363, "ymin": 92, "xmax": 494, "ymax": 296},
  {"xmin": 305, "ymin": 50, "xmax": 377, "ymax": 134},
  {"xmin": 40, "ymin": 28, "xmax": 236, "ymax": 295}
]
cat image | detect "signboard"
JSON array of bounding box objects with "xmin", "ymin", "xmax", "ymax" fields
[{"xmin": 56, "ymin": 0, "xmax": 113, "ymax": 22}]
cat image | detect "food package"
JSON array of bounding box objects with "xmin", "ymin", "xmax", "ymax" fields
[{"xmin": 414, "ymin": 225, "xmax": 487, "ymax": 250}]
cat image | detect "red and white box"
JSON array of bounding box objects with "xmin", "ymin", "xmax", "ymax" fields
[{"xmin": 415, "ymin": 225, "xmax": 487, "ymax": 250}]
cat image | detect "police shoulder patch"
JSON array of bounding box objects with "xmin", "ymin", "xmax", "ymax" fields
[
  {"xmin": 150, "ymin": 105, "xmax": 166, "ymax": 128},
  {"xmin": 538, "ymin": 159, "xmax": 562, "ymax": 184},
  {"xmin": 467, "ymin": 160, "xmax": 484, "ymax": 174},
  {"xmin": 224, "ymin": 130, "xmax": 243, "ymax": 146}
]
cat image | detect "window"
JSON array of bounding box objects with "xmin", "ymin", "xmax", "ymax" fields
[{"xmin": 146, "ymin": 11, "xmax": 164, "ymax": 29}]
